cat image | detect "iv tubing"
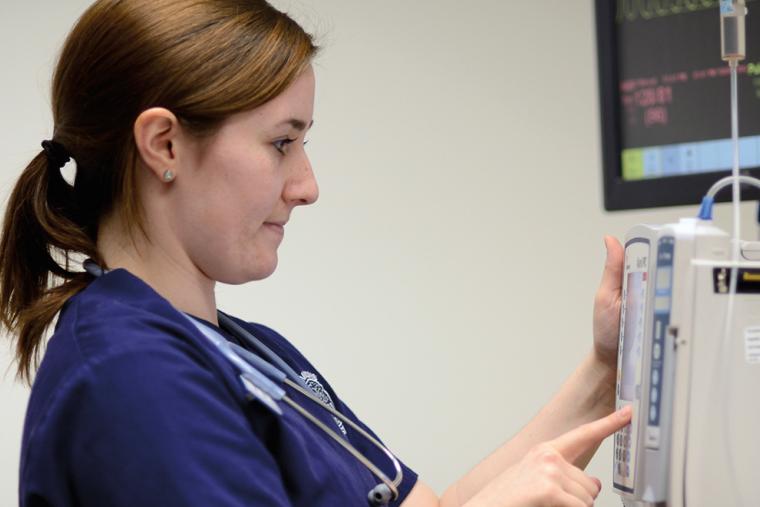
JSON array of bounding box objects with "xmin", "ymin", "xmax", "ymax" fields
[
  {"xmin": 695, "ymin": 61, "xmax": 751, "ymax": 507},
  {"xmin": 705, "ymin": 175, "xmax": 760, "ymax": 199},
  {"xmin": 719, "ymin": 59, "xmax": 743, "ymax": 507},
  {"xmin": 697, "ymin": 175, "xmax": 760, "ymax": 220},
  {"xmin": 690, "ymin": 3, "xmax": 748, "ymax": 504}
]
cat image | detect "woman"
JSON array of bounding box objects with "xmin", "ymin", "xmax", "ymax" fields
[{"xmin": 1, "ymin": 1, "xmax": 630, "ymax": 505}]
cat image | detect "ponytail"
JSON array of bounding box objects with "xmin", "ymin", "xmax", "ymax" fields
[
  {"xmin": 0, "ymin": 145, "xmax": 101, "ymax": 384},
  {"xmin": 1, "ymin": 0, "xmax": 317, "ymax": 384}
]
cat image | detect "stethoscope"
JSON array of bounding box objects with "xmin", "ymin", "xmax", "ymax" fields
[{"xmin": 83, "ymin": 261, "xmax": 403, "ymax": 506}]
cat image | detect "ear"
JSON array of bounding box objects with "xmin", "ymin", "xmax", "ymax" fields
[{"xmin": 133, "ymin": 108, "xmax": 181, "ymax": 182}]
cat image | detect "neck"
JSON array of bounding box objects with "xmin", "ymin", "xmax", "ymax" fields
[{"xmin": 97, "ymin": 213, "xmax": 219, "ymax": 325}]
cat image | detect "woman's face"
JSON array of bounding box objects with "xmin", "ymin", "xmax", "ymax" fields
[{"xmin": 172, "ymin": 66, "xmax": 318, "ymax": 284}]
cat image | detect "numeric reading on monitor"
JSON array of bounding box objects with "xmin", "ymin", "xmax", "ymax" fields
[{"xmin": 616, "ymin": 0, "xmax": 760, "ymax": 181}]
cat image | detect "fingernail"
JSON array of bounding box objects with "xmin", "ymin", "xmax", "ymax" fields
[{"xmin": 618, "ymin": 405, "xmax": 632, "ymax": 419}]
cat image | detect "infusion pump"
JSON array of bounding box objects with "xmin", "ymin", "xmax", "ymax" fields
[{"xmin": 613, "ymin": 217, "xmax": 760, "ymax": 507}]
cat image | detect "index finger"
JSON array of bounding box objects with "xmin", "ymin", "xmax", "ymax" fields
[{"xmin": 551, "ymin": 406, "xmax": 632, "ymax": 464}]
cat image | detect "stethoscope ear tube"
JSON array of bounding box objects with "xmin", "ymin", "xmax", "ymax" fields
[
  {"xmin": 83, "ymin": 259, "xmax": 105, "ymax": 278},
  {"xmin": 229, "ymin": 341, "xmax": 287, "ymax": 383},
  {"xmin": 216, "ymin": 313, "xmax": 404, "ymax": 503},
  {"xmin": 282, "ymin": 378, "xmax": 403, "ymax": 502},
  {"xmin": 218, "ymin": 312, "xmax": 313, "ymax": 392},
  {"xmin": 81, "ymin": 262, "xmax": 403, "ymax": 503},
  {"xmin": 190, "ymin": 310, "xmax": 405, "ymax": 504},
  {"xmin": 280, "ymin": 393, "xmax": 400, "ymax": 504}
]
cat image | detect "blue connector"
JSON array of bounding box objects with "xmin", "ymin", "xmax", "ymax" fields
[{"xmin": 698, "ymin": 195, "xmax": 715, "ymax": 220}]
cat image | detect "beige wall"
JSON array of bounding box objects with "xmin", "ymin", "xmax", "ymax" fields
[{"xmin": 0, "ymin": 1, "xmax": 750, "ymax": 505}]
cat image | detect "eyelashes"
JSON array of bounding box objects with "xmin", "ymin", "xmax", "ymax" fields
[
  {"xmin": 273, "ymin": 138, "xmax": 295, "ymax": 154},
  {"xmin": 273, "ymin": 138, "xmax": 309, "ymax": 155}
]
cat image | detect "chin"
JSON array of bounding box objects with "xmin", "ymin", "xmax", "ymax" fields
[
  {"xmin": 205, "ymin": 246, "xmax": 280, "ymax": 284},
  {"xmin": 220, "ymin": 259, "xmax": 279, "ymax": 285},
  {"xmin": 249, "ymin": 261, "xmax": 278, "ymax": 281}
]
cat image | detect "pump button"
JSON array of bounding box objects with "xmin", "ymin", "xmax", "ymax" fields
[{"xmin": 646, "ymin": 426, "xmax": 661, "ymax": 449}]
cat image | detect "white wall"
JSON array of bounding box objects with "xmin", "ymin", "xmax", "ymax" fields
[{"xmin": 0, "ymin": 1, "xmax": 751, "ymax": 506}]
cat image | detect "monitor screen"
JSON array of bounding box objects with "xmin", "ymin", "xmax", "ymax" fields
[{"xmin": 597, "ymin": 0, "xmax": 760, "ymax": 210}]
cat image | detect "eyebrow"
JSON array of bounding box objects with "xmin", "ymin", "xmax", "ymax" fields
[{"xmin": 278, "ymin": 118, "xmax": 314, "ymax": 131}]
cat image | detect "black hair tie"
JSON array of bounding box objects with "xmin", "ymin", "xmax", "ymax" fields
[{"xmin": 41, "ymin": 140, "xmax": 71, "ymax": 170}]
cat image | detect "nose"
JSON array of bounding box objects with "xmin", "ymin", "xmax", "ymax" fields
[{"xmin": 284, "ymin": 151, "xmax": 319, "ymax": 206}]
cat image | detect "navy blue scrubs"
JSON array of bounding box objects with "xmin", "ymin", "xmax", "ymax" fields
[{"xmin": 19, "ymin": 270, "xmax": 418, "ymax": 506}]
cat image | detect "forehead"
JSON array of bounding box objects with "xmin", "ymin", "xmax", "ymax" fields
[
  {"xmin": 251, "ymin": 65, "xmax": 316, "ymax": 126},
  {"xmin": 201, "ymin": 66, "xmax": 315, "ymax": 142}
]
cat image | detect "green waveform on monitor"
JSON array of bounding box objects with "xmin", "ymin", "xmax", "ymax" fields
[{"xmin": 616, "ymin": 0, "xmax": 757, "ymax": 23}]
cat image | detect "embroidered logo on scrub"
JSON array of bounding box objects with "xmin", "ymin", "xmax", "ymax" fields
[{"xmin": 300, "ymin": 371, "xmax": 348, "ymax": 436}]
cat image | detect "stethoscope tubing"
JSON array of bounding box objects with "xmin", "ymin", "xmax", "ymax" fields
[
  {"xmin": 280, "ymin": 386, "xmax": 398, "ymax": 497},
  {"xmin": 220, "ymin": 311, "xmax": 402, "ymax": 488},
  {"xmin": 226, "ymin": 329, "xmax": 402, "ymax": 486},
  {"xmin": 195, "ymin": 312, "xmax": 404, "ymax": 500},
  {"xmin": 219, "ymin": 312, "xmax": 311, "ymax": 391},
  {"xmin": 282, "ymin": 378, "xmax": 403, "ymax": 491},
  {"xmin": 82, "ymin": 260, "xmax": 403, "ymax": 504}
]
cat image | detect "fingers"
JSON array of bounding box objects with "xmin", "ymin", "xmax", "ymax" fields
[
  {"xmin": 599, "ymin": 235, "xmax": 624, "ymax": 294},
  {"xmin": 560, "ymin": 474, "xmax": 595, "ymax": 505},
  {"xmin": 561, "ymin": 462, "xmax": 601, "ymax": 501},
  {"xmin": 554, "ymin": 490, "xmax": 593, "ymax": 507},
  {"xmin": 533, "ymin": 449, "xmax": 601, "ymax": 507},
  {"xmin": 551, "ymin": 406, "xmax": 632, "ymax": 464}
]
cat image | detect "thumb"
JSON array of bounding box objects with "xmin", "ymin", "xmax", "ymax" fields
[
  {"xmin": 550, "ymin": 406, "xmax": 632, "ymax": 464},
  {"xmin": 599, "ymin": 236, "xmax": 624, "ymax": 295}
]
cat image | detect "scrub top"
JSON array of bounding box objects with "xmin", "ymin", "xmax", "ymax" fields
[{"xmin": 19, "ymin": 269, "xmax": 418, "ymax": 506}]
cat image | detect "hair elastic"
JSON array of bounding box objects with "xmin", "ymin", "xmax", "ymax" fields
[{"xmin": 41, "ymin": 140, "xmax": 71, "ymax": 170}]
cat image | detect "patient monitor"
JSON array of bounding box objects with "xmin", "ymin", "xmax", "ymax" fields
[{"xmin": 613, "ymin": 217, "xmax": 760, "ymax": 506}]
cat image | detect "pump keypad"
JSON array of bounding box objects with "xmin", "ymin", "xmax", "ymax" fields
[{"xmin": 614, "ymin": 423, "xmax": 633, "ymax": 478}]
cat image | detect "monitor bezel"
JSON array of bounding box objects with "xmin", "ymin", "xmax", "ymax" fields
[{"xmin": 595, "ymin": 0, "xmax": 760, "ymax": 211}]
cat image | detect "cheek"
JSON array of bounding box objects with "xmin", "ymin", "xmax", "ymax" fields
[
  {"xmin": 182, "ymin": 203, "xmax": 276, "ymax": 284},
  {"xmin": 201, "ymin": 150, "xmax": 280, "ymax": 224},
  {"xmin": 183, "ymin": 154, "xmax": 284, "ymax": 282},
  {"xmin": 175, "ymin": 137, "xmax": 287, "ymax": 283},
  {"xmin": 204, "ymin": 214, "xmax": 281, "ymax": 283},
  {"xmin": 204, "ymin": 182, "xmax": 278, "ymax": 252}
]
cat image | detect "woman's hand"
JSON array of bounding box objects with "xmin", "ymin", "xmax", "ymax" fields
[
  {"xmin": 592, "ymin": 236, "xmax": 624, "ymax": 373},
  {"xmin": 465, "ymin": 407, "xmax": 631, "ymax": 507}
]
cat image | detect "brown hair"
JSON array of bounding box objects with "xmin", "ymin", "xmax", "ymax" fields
[{"xmin": 0, "ymin": 0, "xmax": 318, "ymax": 383}]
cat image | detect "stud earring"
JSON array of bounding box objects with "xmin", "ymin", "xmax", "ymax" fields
[{"xmin": 162, "ymin": 169, "xmax": 175, "ymax": 182}]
